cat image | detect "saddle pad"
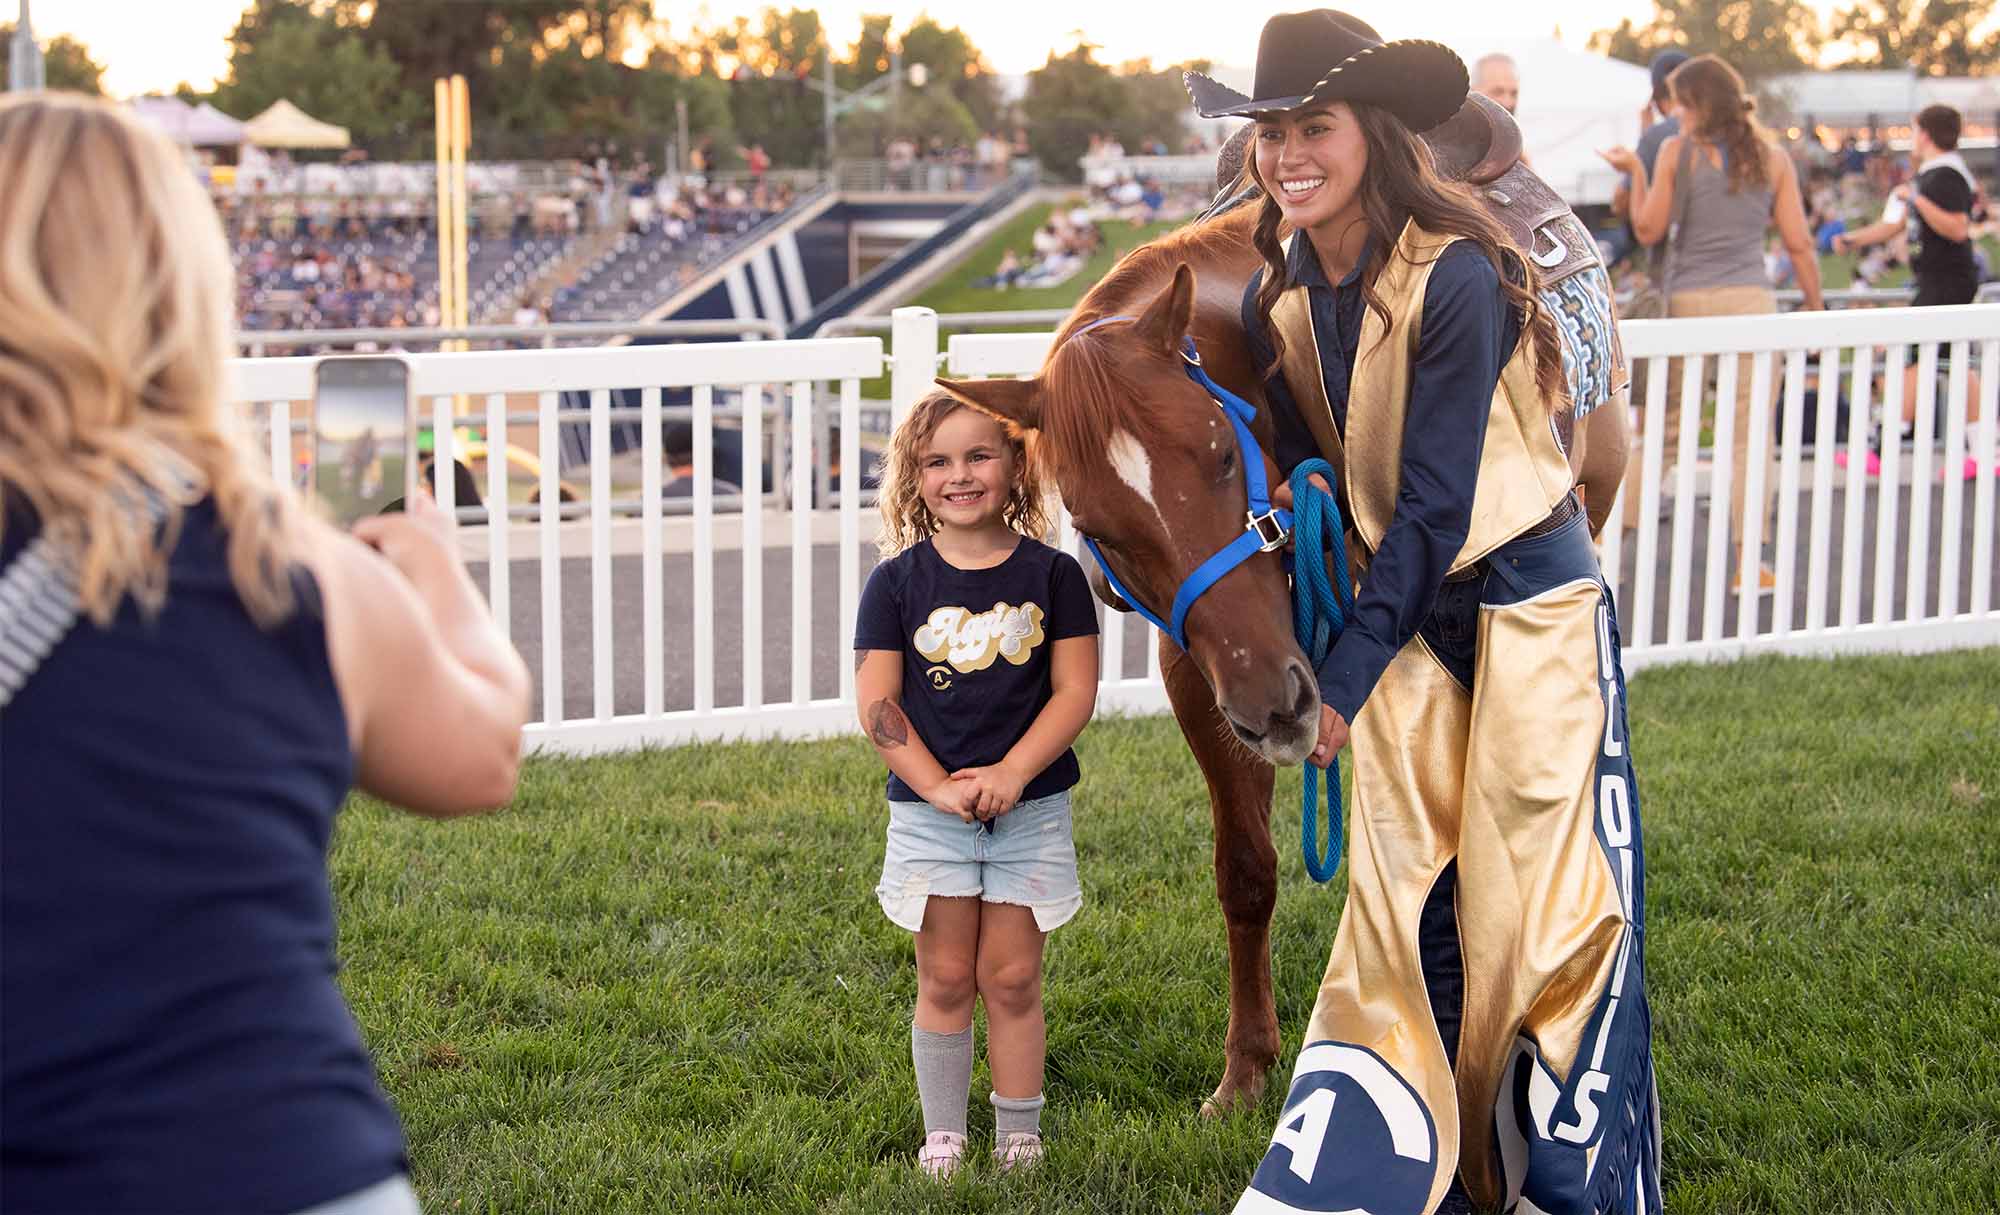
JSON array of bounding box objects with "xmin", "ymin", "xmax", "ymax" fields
[{"xmin": 1546, "ymin": 264, "xmax": 1620, "ymax": 419}]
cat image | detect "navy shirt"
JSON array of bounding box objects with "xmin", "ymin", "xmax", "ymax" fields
[
  {"xmin": 855, "ymin": 536, "xmax": 1098, "ymax": 802},
  {"xmin": 1243, "ymin": 237, "xmax": 1523, "ymax": 722},
  {"xmin": 1, "ymin": 501, "xmax": 408, "ymax": 1213}
]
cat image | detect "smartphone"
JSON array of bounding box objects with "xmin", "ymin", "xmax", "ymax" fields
[{"xmin": 313, "ymin": 355, "xmax": 415, "ymax": 526}]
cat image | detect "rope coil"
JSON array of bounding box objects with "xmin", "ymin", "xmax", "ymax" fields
[{"xmin": 1287, "ymin": 459, "xmax": 1355, "ymax": 883}]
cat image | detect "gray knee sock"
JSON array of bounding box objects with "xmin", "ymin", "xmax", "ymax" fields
[
  {"xmin": 911, "ymin": 1024, "xmax": 974, "ymax": 1135},
  {"xmin": 990, "ymin": 1090, "xmax": 1045, "ymax": 1137}
]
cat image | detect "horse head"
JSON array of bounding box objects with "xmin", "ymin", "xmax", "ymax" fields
[{"xmin": 937, "ymin": 262, "xmax": 1319, "ymax": 766}]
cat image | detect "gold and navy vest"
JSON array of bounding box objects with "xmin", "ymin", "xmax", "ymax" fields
[{"xmin": 1270, "ymin": 220, "xmax": 1573, "ymax": 576}]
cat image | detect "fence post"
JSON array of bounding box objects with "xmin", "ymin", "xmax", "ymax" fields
[{"xmin": 890, "ymin": 305, "xmax": 939, "ymax": 431}]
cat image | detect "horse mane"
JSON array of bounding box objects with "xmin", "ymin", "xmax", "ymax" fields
[{"xmin": 1035, "ymin": 206, "xmax": 1257, "ymax": 484}]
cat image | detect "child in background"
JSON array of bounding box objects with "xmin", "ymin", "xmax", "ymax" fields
[{"xmin": 854, "ymin": 391, "xmax": 1099, "ymax": 1178}]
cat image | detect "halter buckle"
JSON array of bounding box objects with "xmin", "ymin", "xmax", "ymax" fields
[{"xmin": 1245, "ymin": 509, "xmax": 1290, "ymax": 552}]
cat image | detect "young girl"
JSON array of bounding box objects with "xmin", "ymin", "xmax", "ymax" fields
[{"xmin": 854, "ymin": 391, "xmax": 1099, "ymax": 1178}]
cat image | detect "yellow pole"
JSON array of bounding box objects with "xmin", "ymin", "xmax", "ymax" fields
[
  {"xmin": 450, "ymin": 73, "xmax": 470, "ymax": 346},
  {"xmin": 433, "ymin": 77, "xmax": 454, "ymax": 347}
]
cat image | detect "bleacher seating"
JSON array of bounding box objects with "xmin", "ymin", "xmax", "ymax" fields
[
  {"xmin": 229, "ymin": 215, "xmax": 577, "ymax": 334},
  {"xmin": 547, "ymin": 182, "xmax": 796, "ymax": 323}
]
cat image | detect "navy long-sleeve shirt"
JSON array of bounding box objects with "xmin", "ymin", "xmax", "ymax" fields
[{"xmin": 1243, "ymin": 236, "xmax": 1522, "ymax": 723}]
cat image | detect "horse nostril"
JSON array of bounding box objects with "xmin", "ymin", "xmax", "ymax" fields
[
  {"xmin": 1287, "ymin": 659, "xmax": 1317, "ymax": 719},
  {"xmin": 1224, "ymin": 708, "xmax": 1267, "ymax": 744}
]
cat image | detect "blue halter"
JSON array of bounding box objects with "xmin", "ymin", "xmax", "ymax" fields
[
  {"xmin": 1067, "ymin": 315, "xmax": 1353, "ymax": 884},
  {"xmin": 1074, "ymin": 323, "xmax": 1293, "ymax": 652}
]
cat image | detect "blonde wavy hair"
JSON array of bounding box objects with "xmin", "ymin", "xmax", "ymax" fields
[
  {"xmin": 876, "ymin": 390, "xmax": 1052, "ymax": 556},
  {"xmin": 0, "ymin": 92, "xmax": 307, "ymax": 628}
]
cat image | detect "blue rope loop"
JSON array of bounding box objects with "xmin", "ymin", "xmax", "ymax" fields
[{"xmin": 1287, "ymin": 459, "xmax": 1355, "ymax": 884}]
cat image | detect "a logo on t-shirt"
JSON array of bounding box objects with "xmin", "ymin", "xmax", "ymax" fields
[{"xmin": 914, "ymin": 601, "xmax": 1047, "ymax": 674}]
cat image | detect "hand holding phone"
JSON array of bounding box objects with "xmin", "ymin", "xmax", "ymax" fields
[
  {"xmin": 314, "ymin": 356, "xmax": 415, "ymax": 526},
  {"xmin": 352, "ymin": 490, "xmax": 463, "ymax": 598}
]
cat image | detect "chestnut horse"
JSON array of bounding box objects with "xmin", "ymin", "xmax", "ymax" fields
[{"xmin": 938, "ymin": 203, "xmax": 1305, "ymax": 1114}]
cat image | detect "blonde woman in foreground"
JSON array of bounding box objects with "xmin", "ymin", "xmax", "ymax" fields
[{"xmin": 0, "ymin": 93, "xmax": 529, "ymax": 1214}]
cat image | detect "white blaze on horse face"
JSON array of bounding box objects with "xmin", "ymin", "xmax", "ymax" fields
[{"xmin": 1105, "ymin": 429, "xmax": 1167, "ymax": 531}]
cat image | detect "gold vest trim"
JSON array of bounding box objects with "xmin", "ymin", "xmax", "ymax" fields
[{"xmin": 1268, "ymin": 222, "xmax": 1572, "ymax": 575}]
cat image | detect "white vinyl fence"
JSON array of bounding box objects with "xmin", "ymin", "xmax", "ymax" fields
[{"xmin": 227, "ymin": 305, "xmax": 2000, "ymax": 753}]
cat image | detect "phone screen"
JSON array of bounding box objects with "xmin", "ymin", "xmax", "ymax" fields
[{"xmin": 313, "ymin": 356, "xmax": 413, "ymax": 526}]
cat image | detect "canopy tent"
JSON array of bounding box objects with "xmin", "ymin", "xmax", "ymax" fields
[
  {"xmin": 242, "ymin": 99, "xmax": 350, "ymax": 149},
  {"xmin": 1764, "ymin": 70, "xmax": 2000, "ymax": 148},
  {"xmin": 134, "ymin": 97, "xmax": 246, "ymax": 147},
  {"xmin": 188, "ymin": 101, "xmax": 246, "ymax": 145},
  {"xmin": 1441, "ymin": 36, "xmax": 1652, "ymax": 208}
]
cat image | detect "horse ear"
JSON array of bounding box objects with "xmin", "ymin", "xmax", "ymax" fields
[
  {"xmin": 933, "ymin": 376, "xmax": 1041, "ymax": 432},
  {"xmin": 1134, "ymin": 262, "xmax": 1197, "ymax": 355}
]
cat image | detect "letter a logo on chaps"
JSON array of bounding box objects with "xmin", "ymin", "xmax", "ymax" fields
[{"xmin": 1233, "ymin": 1042, "xmax": 1437, "ymax": 1215}]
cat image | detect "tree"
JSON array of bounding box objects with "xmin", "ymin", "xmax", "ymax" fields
[
  {"xmin": 0, "ymin": 23, "xmax": 106, "ymax": 93},
  {"xmin": 211, "ymin": 5, "xmax": 421, "ymax": 146},
  {"xmin": 1831, "ymin": 0, "xmax": 1999, "ymax": 74},
  {"xmin": 899, "ymin": 16, "xmax": 1005, "ymax": 132},
  {"xmin": 1589, "ymin": 0, "xmax": 1824, "ymax": 79},
  {"xmin": 711, "ymin": 8, "xmax": 830, "ymax": 168},
  {"xmin": 1116, "ymin": 59, "xmax": 1208, "ymax": 154},
  {"xmin": 1023, "ymin": 45, "xmax": 1131, "ymax": 179}
]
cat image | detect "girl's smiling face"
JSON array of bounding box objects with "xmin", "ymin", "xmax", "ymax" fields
[
  {"xmin": 1254, "ymin": 103, "xmax": 1369, "ymax": 235},
  {"xmin": 919, "ymin": 406, "xmax": 1017, "ymax": 533}
]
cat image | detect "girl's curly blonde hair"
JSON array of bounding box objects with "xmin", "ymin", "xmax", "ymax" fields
[{"xmin": 876, "ymin": 390, "xmax": 1053, "ymax": 556}]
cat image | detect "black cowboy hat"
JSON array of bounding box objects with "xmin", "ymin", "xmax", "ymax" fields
[{"xmin": 1185, "ymin": 9, "xmax": 1467, "ymax": 133}]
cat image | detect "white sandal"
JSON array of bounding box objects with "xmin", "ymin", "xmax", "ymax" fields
[
  {"xmin": 993, "ymin": 1131, "xmax": 1045, "ymax": 1172},
  {"xmin": 918, "ymin": 1130, "xmax": 967, "ymax": 1179}
]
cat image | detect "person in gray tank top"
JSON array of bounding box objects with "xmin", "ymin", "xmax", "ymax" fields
[{"xmin": 1600, "ymin": 54, "xmax": 1824, "ymax": 594}]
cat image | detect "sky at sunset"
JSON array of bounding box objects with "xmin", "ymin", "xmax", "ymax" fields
[{"xmin": 15, "ymin": 0, "xmax": 1863, "ymax": 99}]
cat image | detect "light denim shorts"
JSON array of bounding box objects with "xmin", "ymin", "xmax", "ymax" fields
[{"xmin": 876, "ymin": 789, "xmax": 1082, "ymax": 933}]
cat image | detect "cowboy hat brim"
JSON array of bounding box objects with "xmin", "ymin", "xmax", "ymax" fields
[{"xmin": 1185, "ymin": 39, "xmax": 1468, "ymax": 133}]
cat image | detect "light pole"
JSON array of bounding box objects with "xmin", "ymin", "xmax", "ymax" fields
[
  {"xmin": 9, "ymin": 0, "xmax": 46, "ymax": 93},
  {"xmin": 806, "ymin": 50, "xmax": 926, "ymax": 169}
]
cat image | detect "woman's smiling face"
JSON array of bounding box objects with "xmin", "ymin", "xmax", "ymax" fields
[{"xmin": 1253, "ymin": 103, "xmax": 1368, "ymax": 235}]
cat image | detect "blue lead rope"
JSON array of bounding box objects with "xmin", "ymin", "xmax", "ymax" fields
[{"xmin": 1287, "ymin": 459, "xmax": 1355, "ymax": 883}]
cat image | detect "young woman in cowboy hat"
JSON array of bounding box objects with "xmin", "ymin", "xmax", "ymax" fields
[{"xmin": 1187, "ymin": 12, "xmax": 1661, "ymax": 1215}]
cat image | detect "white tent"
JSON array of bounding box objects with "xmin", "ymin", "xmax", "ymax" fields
[
  {"xmin": 242, "ymin": 99, "xmax": 351, "ymax": 150},
  {"xmin": 131, "ymin": 96, "xmax": 198, "ymax": 141},
  {"xmin": 187, "ymin": 102, "xmax": 246, "ymax": 146},
  {"xmin": 1764, "ymin": 69, "xmax": 2000, "ymax": 143},
  {"xmin": 136, "ymin": 97, "xmax": 246, "ymax": 147},
  {"xmin": 1445, "ymin": 36, "xmax": 1652, "ymax": 207}
]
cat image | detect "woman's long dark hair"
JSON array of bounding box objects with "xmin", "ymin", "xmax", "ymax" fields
[
  {"xmin": 1670, "ymin": 55, "xmax": 1770, "ymax": 194},
  {"xmin": 1247, "ymin": 101, "xmax": 1569, "ymax": 413}
]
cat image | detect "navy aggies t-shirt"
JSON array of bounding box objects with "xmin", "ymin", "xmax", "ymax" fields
[{"xmin": 855, "ymin": 536, "xmax": 1099, "ymax": 802}]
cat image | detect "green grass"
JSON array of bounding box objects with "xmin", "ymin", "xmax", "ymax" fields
[
  {"xmin": 858, "ymin": 201, "xmax": 1178, "ymax": 397},
  {"xmin": 909, "ymin": 201, "xmax": 1182, "ymax": 318},
  {"xmin": 331, "ymin": 648, "xmax": 2000, "ymax": 1212}
]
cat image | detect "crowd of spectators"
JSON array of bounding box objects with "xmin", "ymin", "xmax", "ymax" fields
[
  {"xmin": 973, "ymin": 204, "xmax": 1103, "ymax": 291},
  {"xmin": 1769, "ymin": 152, "xmax": 1997, "ymax": 290},
  {"xmin": 874, "ymin": 129, "xmax": 1026, "ymax": 191},
  {"xmin": 224, "ymin": 161, "xmax": 801, "ymax": 334},
  {"xmin": 227, "ymin": 210, "xmax": 442, "ymax": 334}
]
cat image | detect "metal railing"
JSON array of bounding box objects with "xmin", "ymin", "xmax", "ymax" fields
[
  {"xmin": 235, "ymin": 318, "xmax": 784, "ymax": 355},
  {"xmin": 833, "ymin": 157, "xmax": 1037, "ymax": 194}
]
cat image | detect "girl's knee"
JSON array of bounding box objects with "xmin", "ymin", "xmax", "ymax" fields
[
  {"xmin": 919, "ymin": 956, "xmax": 978, "ymax": 1013},
  {"xmin": 977, "ymin": 956, "xmax": 1043, "ymax": 1015}
]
